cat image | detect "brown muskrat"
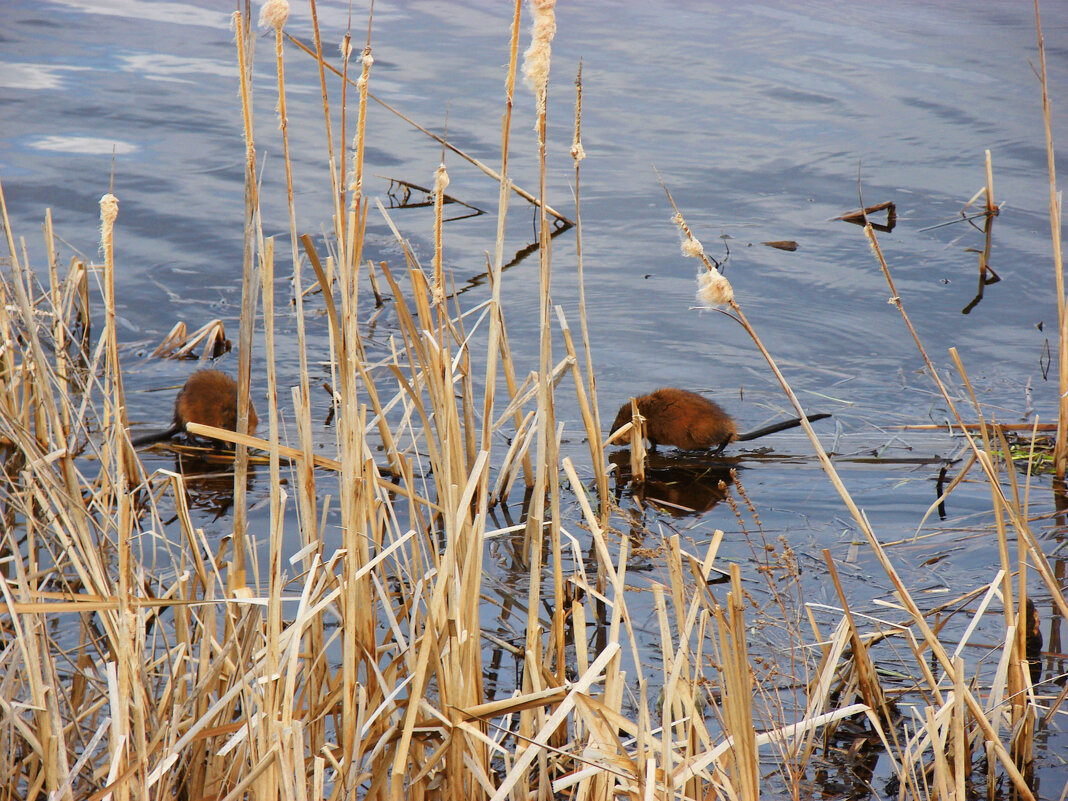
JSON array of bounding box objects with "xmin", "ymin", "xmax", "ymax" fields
[
  {"xmin": 610, "ymin": 387, "xmax": 829, "ymax": 453},
  {"xmin": 130, "ymin": 369, "xmax": 257, "ymax": 447}
]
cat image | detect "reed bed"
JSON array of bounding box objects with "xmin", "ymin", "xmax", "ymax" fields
[{"xmin": 0, "ymin": 2, "xmax": 1064, "ymax": 800}]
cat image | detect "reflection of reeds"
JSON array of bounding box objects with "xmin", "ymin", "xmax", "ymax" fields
[{"xmin": 2, "ymin": 4, "xmax": 1065, "ymax": 800}]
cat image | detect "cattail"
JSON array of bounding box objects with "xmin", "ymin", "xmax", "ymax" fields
[
  {"xmin": 432, "ymin": 163, "xmax": 450, "ymax": 305},
  {"xmin": 681, "ymin": 236, "xmax": 704, "ymax": 259},
  {"xmin": 696, "ymin": 267, "xmax": 734, "ymax": 308},
  {"xmin": 99, "ymin": 193, "xmax": 118, "ymax": 230},
  {"xmin": 356, "ymin": 48, "xmax": 374, "ymax": 90},
  {"xmin": 259, "ymin": 0, "xmax": 289, "ymax": 29},
  {"xmin": 668, "ymin": 207, "xmax": 734, "ymax": 308},
  {"xmin": 522, "ymin": 0, "xmax": 556, "ymax": 115},
  {"xmin": 100, "ymin": 193, "xmax": 119, "ymax": 255}
]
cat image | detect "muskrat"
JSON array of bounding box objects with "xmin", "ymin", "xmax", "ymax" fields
[
  {"xmin": 610, "ymin": 387, "xmax": 829, "ymax": 452},
  {"xmin": 130, "ymin": 369, "xmax": 257, "ymax": 447}
]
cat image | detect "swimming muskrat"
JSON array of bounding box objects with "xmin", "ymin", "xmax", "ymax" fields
[
  {"xmin": 130, "ymin": 369, "xmax": 257, "ymax": 447},
  {"xmin": 610, "ymin": 387, "xmax": 829, "ymax": 452}
]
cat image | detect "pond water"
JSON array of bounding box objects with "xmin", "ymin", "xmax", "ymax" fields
[{"xmin": 4, "ymin": 0, "xmax": 1068, "ymax": 795}]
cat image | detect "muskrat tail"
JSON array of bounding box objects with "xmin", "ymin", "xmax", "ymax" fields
[
  {"xmin": 129, "ymin": 422, "xmax": 183, "ymax": 447},
  {"xmin": 735, "ymin": 413, "xmax": 831, "ymax": 442}
]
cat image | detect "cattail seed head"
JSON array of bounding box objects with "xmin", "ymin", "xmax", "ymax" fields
[
  {"xmin": 681, "ymin": 237, "xmax": 704, "ymax": 259},
  {"xmin": 434, "ymin": 163, "xmax": 450, "ymax": 194},
  {"xmin": 259, "ymin": 0, "xmax": 289, "ymax": 30},
  {"xmin": 696, "ymin": 268, "xmax": 734, "ymax": 308},
  {"xmin": 522, "ymin": 0, "xmax": 556, "ymax": 113},
  {"xmin": 99, "ymin": 193, "xmax": 118, "ymax": 227}
]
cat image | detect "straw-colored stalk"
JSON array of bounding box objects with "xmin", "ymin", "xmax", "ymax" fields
[
  {"xmin": 306, "ymin": 0, "xmax": 343, "ymax": 234},
  {"xmin": 264, "ymin": 0, "xmax": 319, "ymax": 570},
  {"xmin": 568, "ymin": 62, "xmax": 609, "ymax": 521},
  {"xmin": 518, "ymin": 3, "xmax": 566, "ymax": 765},
  {"xmin": 232, "ymin": 7, "xmax": 260, "ymax": 594},
  {"xmin": 715, "ymin": 565, "xmax": 760, "ymax": 801},
  {"xmin": 432, "ymin": 162, "xmax": 449, "ymax": 307},
  {"xmin": 480, "ymin": 0, "xmax": 532, "ymax": 502},
  {"xmin": 1033, "ymin": 1, "xmax": 1067, "ymax": 479}
]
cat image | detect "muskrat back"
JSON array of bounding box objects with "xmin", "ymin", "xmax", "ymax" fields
[
  {"xmin": 174, "ymin": 369, "xmax": 253, "ymax": 433},
  {"xmin": 611, "ymin": 388, "xmax": 736, "ymax": 451},
  {"xmin": 130, "ymin": 369, "xmax": 257, "ymax": 447},
  {"xmin": 610, "ymin": 386, "xmax": 829, "ymax": 452}
]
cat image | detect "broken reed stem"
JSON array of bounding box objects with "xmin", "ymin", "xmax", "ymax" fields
[
  {"xmin": 432, "ymin": 161, "xmax": 448, "ymax": 309},
  {"xmin": 554, "ymin": 305, "xmax": 605, "ymax": 492},
  {"xmin": 822, "ymin": 552, "xmax": 896, "ymax": 740},
  {"xmin": 337, "ymin": 25, "xmax": 351, "ymax": 233},
  {"xmin": 626, "ymin": 399, "xmax": 647, "ymax": 484},
  {"xmin": 44, "ymin": 210, "xmax": 71, "ymax": 440},
  {"xmin": 1033, "ymin": 1, "xmax": 1068, "ymax": 479}
]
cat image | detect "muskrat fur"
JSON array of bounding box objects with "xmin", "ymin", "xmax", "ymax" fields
[
  {"xmin": 610, "ymin": 387, "xmax": 829, "ymax": 452},
  {"xmin": 130, "ymin": 369, "xmax": 257, "ymax": 447}
]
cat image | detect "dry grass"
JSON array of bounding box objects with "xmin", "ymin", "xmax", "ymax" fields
[{"xmin": 0, "ymin": 3, "xmax": 1063, "ymax": 800}]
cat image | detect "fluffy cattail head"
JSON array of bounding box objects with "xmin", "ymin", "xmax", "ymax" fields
[
  {"xmin": 434, "ymin": 163, "xmax": 450, "ymax": 194},
  {"xmin": 522, "ymin": 0, "xmax": 556, "ymax": 112},
  {"xmin": 695, "ymin": 268, "xmax": 734, "ymax": 308},
  {"xmin": 259, "ymin": 0, "xmax": 289, "ymax": 30},
  {"xmin": 99, "ymin": 193, "xmax": 119, "ymax": 227},
  {"xmin": 681, "ymin": 236, "xmax": 704, "ymax": 259}
]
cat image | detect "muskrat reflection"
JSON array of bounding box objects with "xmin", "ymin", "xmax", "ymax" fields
[
  {"xmin": 610, "ymin": 450, "xmax": 735, "ymax": 517},
  {"xmin": 167, "ymin": 452, "xmax": 258, "ymax": 521}
]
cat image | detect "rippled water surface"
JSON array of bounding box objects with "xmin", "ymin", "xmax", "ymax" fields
[{"xmin": 4, "ymin": 0, "xmax": 1068, "ymax": 794}]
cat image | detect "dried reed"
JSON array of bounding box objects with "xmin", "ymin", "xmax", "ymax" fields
[{"xmin": 1, "ymin": 2, "xmax": 1063, "ymax": 799}]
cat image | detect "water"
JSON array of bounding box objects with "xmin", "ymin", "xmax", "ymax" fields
[{"xmin": 3, "ymin": 0, "xmax": 1067, "ymax": 794}]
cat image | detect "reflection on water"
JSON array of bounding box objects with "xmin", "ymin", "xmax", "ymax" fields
[
  {"xmin": 166, "ymin": 451, "xmax": 258, "ymax": 521},
  {"xmin": 610, "ymin": 449, "xmax": 736, "ymax": 518}
]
